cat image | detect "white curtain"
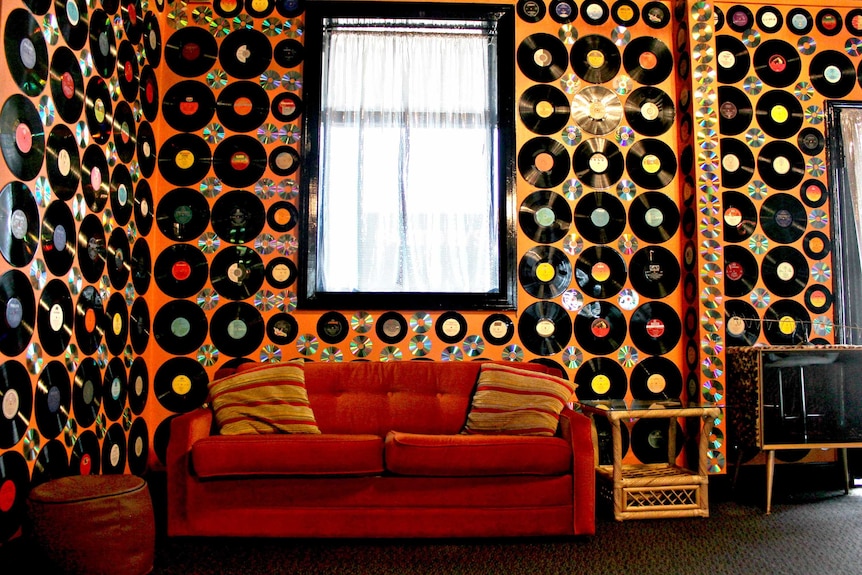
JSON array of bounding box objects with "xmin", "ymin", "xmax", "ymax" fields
[
  {"xmin": 316, "ymin": 22, "xmax": 499, "ymax": 293},
  {"xmin": 837, "ymin": 109, "xmax": 862, "ymax": 343}
]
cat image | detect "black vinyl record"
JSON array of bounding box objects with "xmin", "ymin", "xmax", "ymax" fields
[
  {"xmin": 109, "ymin": 162, "xmax": 134, "ymax": 226},
  {"xmin": 519, "ymin": 190, "xmax": 571, "ymax": 243},
  {"xmin": 37, "ymin": 279, "xmax": 74, "ymax": 356},
  {"xmin": 104, "ymin": 291, "xmax": 129, "ymax": 356},
  {"xmin": 630, "ymin": 301, "xmax": 681, "ymax": 355},
  {"xmin": 573, "ymin": 191, "xmax": 625, "ymax": 244},
  {"xmin": 73, "ymin": 357, "xmax": 101, "ymax": 428},
  {"xmin": 101, "ymin": 422, "xmax": 126, "ymax": 474},
  {"xmin": 760, "ymin": 193, "xmax": 807, "ymax": 244},
  {"xmin": 641, "ymin": 1, "xmax": 670, "ymax": 28},
  {"xmin": 571, "ymin": 35, "xmax": 621, "ymax": 84},
  {"xmin": 246, "ymin": 0, "xmax": 275, "ymax": 17},
  {"xmin": 575, "ymin": 245, "xmax": 626, "ymax": 299},
  {"xmin": 127, "ymin": 417, "xmax": 149, "ymax": 476},
  {"xmin": 81, "ymin": 144, "xmax": 109, "ymax": 212},
  {"xmin": 805, "ymin": 284, "xmax": 833, "ymax": 314},
  {"xmin": 849, "ymin": 9, "xmax": 862, "ymax": 36},
  {"xmin": 436, "ymin": 311, "xmax": 468, "ymax": 344},
  {"xmin": 71, "ymin": 429, "xmax": 100, "ymax": 475},
  {"xmin": 85, "ymin": 76, "xmax": 113, "ymax": 144},
  {"xmin": 517, "ymin": 33, "xmax": 569, "ymax": 83},
  {"xmin": 714, "ymin": 5, "xmax": 725, "ymax": 31},
  {"xmin": 213, "ymin": 136, "xmax": 268, "ymax": 188},
  {"xmin": 722, "ymin": 191, "xmax": 757, "ymax": 243},
  {"xmin": 77, "ymin": 214, "xmax": 106, "ymax": 283},
  {"xmin": 0, "ymin": 451, "xmax": 28, "ymax": 543},
  {"xmin": 4, "ymin": 9, "xmax": 48, "ymax": 97},
  {"xmin": 611, "ymin": 0, "xmax": 639, "ymax": 26},
  {"xmin": 117, "ymin": 40, "xmax": 139, "ymax": 102},
  {"xmin": 154, "ymin": 243, "xmax": 209, "ymax": 299},
  {"xmin": 265, "ymin": 257, "xmax": 297, "ymax": 289},
  {"xmin": 31, "ymin": 438, "xmax": 69, "ymax": 487},
  {"xmin": 41, "ymin": 200, "xmax": 76, "ymax": 275},
  {"xmin": 726, "ymin": 4, "xmax": 754, "ymax": 32},
  {"xmin": 210, "ymin": 302, "xmax": 265, "ymax": 357},
  {"xmin": 131, "ymin": 237, "xmax": 152, "ymax": 296},
  {"xmin": 715, "ymin": 35, "xmax": 750, "ymax": 84},
  {"xmin": 165, "ymin": 26, "xmax": 218, "ymax": 77},
  {"xmin": 518, "ymin": 300, "xmax": 572, "ymax": 356},
  {"xmin": 75, "ymin": 285, "xmax": 105, "ymax": 355},
  {"xmin": 723, "ymin": 244, "xmax": 758, "ymax": 297},
  {"xmin": 757, "ymin": 141, "xmax": 805, "ymax": 191},
  {"xmin": 800, "ymin": 179, "xmax": 828, "ymax": 209},
  {"xmin": 624, "ymin": 87, "xmax": 675, "ymax": 137},
  {"xmin": 153, "ymin": 299, "xmax": 208, "ymax": 355},
  {"xmin": 798, "ymin": 128, "xmax": 825, "ymax": 157},
  {"xmin": 269, "ymin": 145, "xmax": 301, "ymax": 177},
  {"xmin": 156, "ymin": 187, "xmax": 211, "ymax": 241},
  {"xmin": 24, "ymin": 0, "xmax": 53, "ymax": 14},
  {"xmin": 762, "ymin": 246, "xmax": 809, "ymax": 297},
  {"xmin": 275, "ymin": 0, "xmax": 304, "ymax": 18},
  {"xmin": 271, "ymin": 92, "xmax": 303, "ymax": 122},
  {"xmin": 136, "ymin": 120, "xmax": 157, "ymax": 178},
  {"xmin": 573, "ymin": 137, "xmax": 624, "ymax": 189},
  {"xmin": 625, "ymin": 139, "xmax": 676, "ymax": 190},
  {"xmin": 128, "ymin": 355, "xmax": 148, "ymax": 416},
  {"xmin": 519, "ymin": 84, "xmax": 571, "ymax": 135},
  {"xmin": 142, "ymin": 12, "xmax": 162, "ymax": 68},
  {"xmin": 274, "ymin": 38, "xmax": 304, "ymax": 69},
  {"xmin": 574, "ymin": 357, "xmax": 627, "ymax": 401},
  {"xmin": 158, "ymin": 133, "xmax": 212, "ymax": 186},
  {"xmin": 0, "ymin": 94, "xmax": 45, "ymax": 181},
  {"xmin": 482, "ymin": 313, "xmax": 515, "ymax": 346},
  {"xmin": 49, "ymin": 46, "xmax": 85, "ymax": 122},
  {"xmin": 139, "ymin": 65, "xmax": 159, "ymax": 122},
  {"xmin": 266, "ymin": 312, "xmax": 298, "ymax": 345},
  {"xmin": 725, "ymin": 298, "xmax": 761, "ymax": 347},
  {"xmin": 628, "ymin": 191, "xmax": 679, "ymax": 244},
  {"xmin": 0, "ymin": 361, "xmax": 31, "ymax": 449},
  {"xmin": 214, "ymin": 0, "xmax": 244, "ymax": 18},
  {"xmin": 787, "ymin": 8, "xmax": 814, "ymax": 35},
  {"xmin": 102, "ymin": 356, "xmax": 127, "ymax": 422},
  {"xmin": 121, "ymin": 0, "xmax": 144, "ymax": 43},
  {"xmin": 803, "ymin": 230, "xmax": 831, "ymax": 261},
  {"xmin": 630, "ymin": 356, "xmax": 682, "ymax": 401},
  {"xmin": 0, "ymin": 181, "xmax": 39, "ymax": 268},
  {"xmin": 210, "ymin": 246, "xmax": 265, "ymax": 301},
  {"xmin": 580, "ymin": 0, "xmax": 609, "ymax": 25},
  {"xmin": 129, "ymin": 296, "xmax": 150, "ymax": 354},
  {"xmin": 631, "ymin": 418, "xmax": 682, "ymax": 464},
  {"xmin": 518, "ymin": 136, "xmax": 571, "ymax": 189},
  {"xmin": 56, "ymin": 0, "xmax": 89, "ymax": 50},
  {"xmin": 622, "ymin": 37, "xmax": 673, "ymax": 86},
  {"xmin": 210, "ymin": 190, "xmax": 266, "ymax": 244},
  {"xmin": 162, "ymin": 80, "xmax": 216, "ymax": 132},
  {"xmin": 810, "ymin": 50, "xmax": 857, "ymax": 99},
  {"xmin": 519, "ymin": 245, "xmax": 572, "ymax": 299},
  {"xmin": 629, "ymin": 245, "xmax": 680, "ymax": 299},
  {"xmin": 89, "ymin": 9, "xmax": 116, "ymax": 79},
  {"xmin": 816, "ymin": 8, "xmax": 843, "ymax": 36},
  {"xmin": 317, "ymin": 311, "xmax": 349, "ymax": 344},
  {"xmin": 753, "ymin": 40, "xmax": 802, "ymax": 88},
  {"xmin": 267, "ymin": 201, "xmax": 298, "ymax": 233},
  {"xmin": 719, "ymin": 138, "xmax": 755, "ymax": 190},
  {"xmin": 549, "ymin": 0, "xmax": 577, "ymax": 23},
  {"xmin": 219, "ymin": 28, "xmax": 273, "ymax": 79},
  {"xmin": 755, "ymin": 6, "xmax": 784, "ymax": 33},
  {"xmin": 571, "ymin": 86, "xmax": 623, "ymax": 136},
  {"xmin": 755, "ymin": 90, "xmax": 803, "ymax": 139},
  {"xmin": 717, "ymin": 86, "xmax": 753, "ymax": 136},
  {"xmin": 764, "ymin": 299, "xmax": 811, "ymax": 345},
  {"xmin": 574, "ymin": 301, "xmax": 625, "ymax": 355},
  {"xmin": 517, "ymin": 0, "xmax": 546, "ymax": 22}
]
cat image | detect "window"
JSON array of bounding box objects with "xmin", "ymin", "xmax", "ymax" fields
[{"xmin": 300, "ymin": 2, "xmax": 516, "ymax": 310}]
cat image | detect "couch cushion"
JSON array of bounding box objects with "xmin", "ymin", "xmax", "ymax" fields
[
  {"xmin": 207, "ymin": 363, "xmax": 320, "ymax": 435},
  {"xmin": 462, "ymin": 363, "xmax": 576, "ymax": 436},
  {"xmin": 191, "ymin": 434, "xmax": 384, "ymax": 478},
  {"xmin": 384, "ymin": 431, "xmax": 571, "ymax": 476}
]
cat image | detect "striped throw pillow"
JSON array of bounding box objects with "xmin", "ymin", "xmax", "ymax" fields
[
  {"xmin": 462, "ymin": 363, "xmax": 576, "ymax": 436},
  {"xmin": 208, "ymin": 363, "xmax": 321, "ymax": 435}
]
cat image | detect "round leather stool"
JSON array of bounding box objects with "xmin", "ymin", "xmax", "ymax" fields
[{"xmin": 27, "ymin": 475, "xmax": 155, "ymax": 575}]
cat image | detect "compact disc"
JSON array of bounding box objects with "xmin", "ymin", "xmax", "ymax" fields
[
  {"xmin": 519, "ymin": 190, "xmax": 571, "ymax": 243},
  {"xmin": 518, "ymin": 301, "xmax": 572, "ymax": 356},
  {"xmin": 574, "ymin": 301, "xmax": 626, "ymax": 355}
]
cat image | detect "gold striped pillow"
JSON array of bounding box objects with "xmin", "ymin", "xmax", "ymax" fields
[
  {"xmin": 208, "ymin": 363, "xmax": 321, "ymax": 435},
  {"xmin": 462, "ymin": 363, "xmax": 576, "ymax": 436}
]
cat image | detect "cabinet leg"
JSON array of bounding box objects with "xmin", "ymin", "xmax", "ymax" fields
[
  {"xmin": 841, "ymin": 448, "xmax": 850, "ymax": 495},
  {"xmin": 766, "ymin": 450, "xmax": 775, "ymax": 515}
]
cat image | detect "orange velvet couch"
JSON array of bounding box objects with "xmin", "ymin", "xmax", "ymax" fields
[{"xmin": 166, "ymin": 361, "xmax": 595, "ymax": 538}]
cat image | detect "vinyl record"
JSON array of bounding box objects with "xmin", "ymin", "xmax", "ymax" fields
[
  {"xmin": 726, "ymin": 4, "xmax": 754, "ymax": 32},
  {"xmin": 71, "ymin": 429, "xmax": 100, "ymax": 475},
  {"xmin": 49, "ymin": 46, "xmax": 85, "ymax": 122},
  {"xmin": 265, "ymin": 257, "xmax": 297, "ymax": 289},
  {"xmin": 154, "ymin": 243, "xmax": 209, "ymax": 299},
  {"xmin": 810, "ymin": 50, "xmax": 856, "ymax": 99},
  {"xmin": 269, "ymin": 146, "xmax": 301, "ymax": 177},
  {"xmin": 32, "ymin": 361, "xmax": 70, "ymax": 441},
  {"xmin": 571, "ymin": 86, "xmax": 622, "ymax": 136},
  {"xmin": 75, "ymin": 285, "xmax": 105, "ymax": 355},
  {"xmin": 210, "ymin": 246, "xmax": 265, "ymax": 300},
  {"xmin": 101, "ymin": 422, "xmax": 126, "ymax": 474},
  {"xmin": 121, "ymin": 0, "xmax": 144, "ymax": 43},
  {"xmin": 81, "ymin": 144, "xmax": 109, "ymax": 212},
  {"xmin": 519, "ymin": 190, "xmax": 571, "ymax": 243},
  {"xmin": 622, "ymin": 37, "xmax": 673, "ymax": 86},
  {"xmin": 722, "ymin": 191, "xmax": 757, "ymax": 243},
  {"xmin": 717, "ymin": 86, "xmax": 753, "ymax": 136},
  {"xmin": 580, "ymin": 0, "xmax": 609, "ymax": 25},
  {"xmin": 136, "ymin": 120, "xmax": 157, "ymax": 178},
  {"xmin": 267, "ymin": 201, "xmax": 298, "ymax": 233},
  {"xmin": 714, "ymin": 5, "xmax": 725, "ymax": 31},
  {"xmin": 624, "ymin": 87, "xmax": 675, "ymax": 137},
  {"xmin": 0, "ymin": 182, "xmax": 39, "ymax": 268},
  {"xmin": 715, "ymin": 35, "xmax": 750, "ymax": 84},
  {"xmin": 631, "ymin": 418, "xmax": 682, "ymax": 464},
  {"xmin": 763, "ymin": 299, "xmax": 810, "ymax": 345},
  {"xmin": 753, "ymin": 40, "xmax": 802, "ymax": 88},
  {"xmin": 758, "ymin": 142, "xmax": 806, "ymax": 192},
  {"xmin": 517, "ymin": 33, "xmax": 569, "ymax": 83},
  {"xmin": 213, "ymin": 136, "xmax": 267, "ymax": 188},
  {"xmin": 630, "ymin": 356, "xmax": 682, "ymax": 401},
  {"xmin": 158, "ymin": 133, "xmax": 212, "ymax": 186},
  {"xmin": 482, "ymin": 313, "xmax": 515, "ymax": 346},
  {"xmin": 89, "ymin": 9, "xmax": 116, "ymax": 79},
  {"xmin": 56, "ymin": 0, "xmax": 89, "ymax": 50},
  {"xmin": 628, "ymin": 191, "xmax": 680, "ymax": 243},
  {"xmin": 41, "ymin": 200, "xmax": 75, "ymax": 276},
  {"xmin": 317, "ymin": 311, "xmax": 349, "ymax": 344},
  {"xmin": 611, "ymin": 0, "xmax": 639, "ymax": 27},
  {"xmin": 571, "ymin": 35, "xmax": 621, "ymax": 84},
  {"xmin": 575, "ymin": 245, "xmax": 626, "ymax": 299},
  {"xmin": 4, "ymin": 9, "xmax": 49, "ymax": 97},
  {"xmin": 102, "ymin": 357, "xmax": 127, "ymax": 421},
  {"xmin": 127, "ymin": 417, "xmax": 148, "ymax": 475},
  {"xmin": 549, "ymin": 0, "xmax": 577, "ymax": 23},
  {"xmin": 805, "ymin": 284, "xmax": 833, "ymax": 314},
  {"xmin": 518, "ymin": 300, "xmax": 572, "ymax": 356},
  {"xmin": 0, "ymin": 451, "xmax": 28, "ymax": 540},
  {"xmin": 139, "ymin": 65, "xmax": 159, "ymax": 122},
  {"xmin": 24, "ymin": 0, "xmax": 53, "ymax": 15},
  {"xmin": 31, "ymin": 438, "xmax": 69, "ymax": 487},
  {"xmin": 435, "ymin": 311, "xmax": 467, "ymax": 344},
  {"xmin": 104, "ymin": 291, "xmax": 129, "ymax": 356},
  {"xmin": 85, "ymin": 76, "xmax": 113, "ymax": 144},
  {"xmin": 0, "ymin": 94, "xmax": 45, "ymax": 181},
  {"xmin": 816, "ymin": 9, "xmax": 843, "ymax": 36},
  {"xmin": 519, "ymin": 245, "xmax": 572, "ymax": 299},
  {"xmin": 162, "ymin": 80, "xmax": 216, "ymax": 132},
  {"xmin": 848, "ymin": 9, "xmax": 862, "ymax": 36},
  {"xmin": 108, "ymin": 165, "xmax": 133, "ymax": 227},
  {"xmin": 519, "ymin": 84, "xmax": 571, "ymax": 135},
  {"xmin": 153, "ymin": 299, "xmax": 208, "ymax": 355},
  {"xmin": 156, "ymin": 187, "xmax": 211, "ymax": 241},
  {"xmin": 131, "ymin": 237, "xmax": 152, "ymax": 296},
  {"xmin": 165, "ymin": 26, "xmax": 218, "ymax": 77},
  {"xmin": 44, "ymin": 125, "xmax": 80, "ymax": 203},
  {"xmin": 803, "ymin": 230, "xmax": 831, "ymax": 261},
  {"xmin": 755, "ymin": 90, "xmax": 804, "ymax": 139},
  {"xmin": 275, "ymin": 0, "xmax": 304, "ymax": 18},
  {"xmin": 573, "ymin": 191, "xmax": 625, "ymax": 244},
  {"xmin": 628, "ymin": 245, "xmax": 680, "ymax": 299},
  {"xmin": 719, "ymin": 138, "xmax": 755, "ymax": 189},
  {"xmin": 798, "ymin": 128, "xmax": 825, "ymax": 157},
  {"xmin": 129, "ymin": 296, "xmax": 150, "ymax": 354},
  {"xmin": 274, "ymin": 38, "xmax": 304, "ymax": 69},
  {"xmin": 762, "ymin": 246, "xmax": 808, "ymax": 297},
  {"xmin": 574, "ymin": 301, "xmax": 625, "ymax": 355},
  {"xmin": 37, "ymin": 279, "xmax": 74, "ymax": 356},
  {"xmin": 266, "ymin": 312, "xmax": 298, "ymax": 345},
  {"xmin": 114, "ymin": 118, "xmax": 138, "ymax": 172},
  {"xmin": 574, "ymin": 357, "xmax": 627, "ymax": 400},
  {"xmin": 0, "ymin": 361, "xmax": 32, "ymax": 448},
  {"xmin": 142, "ymin": 12, "xmax": 162, "ymax": 68},
  {"xmin": 219, "ymin": 28, "xmax": 273, "ymax": 79},
  {"xmin": 271, "ymin": 92, "xmax": 303, "ymax": 122},
  {"xmin": 641, "ymin": 1, "xmax": 670, "ymax": 29},
  {"xmin": 725, "ymin": 298, "xmax": 761, "ymax": 347},
  {"xmin": 760, "ymin": 193, "xmax": 806, "ymax": 244},
  {"xmin": 755, "ymin": 6, "xmax": 784, "ymax": 33},
  {"xmin": 210, "ymin": 190, "xmax": 266, "ymax": 244},
  {"xmin": 518, "ymin": 136, "xmax": 571, "ymax": 189},
  {"xmin": 799, "ymin": 180, "xmax": 827, "ymax": 210},
  {"xmin": 77, "ymin": 214, "xmax": 106, "ymax": 283},
  {"xmin": 573, "ymin": 137, "xmax": 624, "ymax": 189},
  {"xmin": 72, "ymin": 357, "xmax": 101, "ymax": 428},
  {"xmin": 517, "ymin": 0, "xmax": 546, "ymax": 22},
  {"xmin": 630, "ymin": 301, "xmax": 681, "ymax": 355},
  {"xmin": 210, "ymin": 301, "xmax": 265, "ymax": 357},
  {"xmin": 214, "ymin": 0, "xmax": 244, "ymax": 18},
  {"xmin": 723, "ymin": 244, "xmax": 758, "ymax": 297},
  {"xmin": 625, "ymin": 139, "xmax": 676, "ymax": 190}
]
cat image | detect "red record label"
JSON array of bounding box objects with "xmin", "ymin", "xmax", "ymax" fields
[
  {"xmin": 182, "ymin": 42, "xmax": 201, "ymax": 62},
  {"xmin": 230, "ymin": 151, "xmax": 250, "ymax": 170},
  {"xmin": 14, "ymin": 122, "xmax": 32, "ymax": 154},
  {"xmin": 172, "ymin": 261, "xmax": 191, "ymax": 281},
  {"xmin": 591, "ymin": 318, "xmax": 610, "ymax": 338},
  {"xmin": 0, "ymin": 480, "xmax": 15, "ymax": 513},
  {"xmin": 726, "ymin": 261, "xmax": 744, "ymax": 281},
  {"xmin": 769, "ymin": 54, "xmax": 787, "ymax": 73},
  {"xmin": 179, "ymin": 98, "xmax": 199, "ymax": 115},
  {"xmin": 646, "ymin": 318, "xmax": 665, "ymax": 338},
  {"xmin": 80, "ymin": 453, "xmax": 92, "ymax": 475}
]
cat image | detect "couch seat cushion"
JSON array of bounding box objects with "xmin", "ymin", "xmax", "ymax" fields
[
  {"xmin": 191, "ymin": 434, "xmax": 384, "ymax": 478},
  {"xmin": 384, "ymin": 431, "xmax": 572, "ymax": 476}
]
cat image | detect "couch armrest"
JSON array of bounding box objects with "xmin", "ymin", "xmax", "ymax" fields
[
  {"xmin": 166, "ymin": 407, "xmax": 213, "ymax": 535},
  {"xmin": 559, "ymin": 407, "xmax": 596, "ymax": 536}
]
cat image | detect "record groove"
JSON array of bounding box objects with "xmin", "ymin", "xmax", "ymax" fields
[
  {"xmin": 624, "ymin": 87, "xmax": 675, "ymax": 137},
  {"xmin": 628, "ymin": 191, "xmax": 680, "ymax": 243},
  {"xmin": 517, "ymin": 33, "xmax": 569, "ymax": 83},
  {"xmin": 572, "ymin": 86, "xmax": 622, "ymax": 136},
  {"xmin": 574, "ymin": 301, "xmax": 626, "ymax": 355},
  {"xmin": 0, "ymin": 94, "xmax": 45, "ymax": 182},
  {"xmin": 625, "ymin": 139, "xmax": 676, "ymax": 190},
  {"xmin": 519, "ymin": 84, "xmax": 571, "ymax": 135},
  {"xmin": 629, "ymin": 245, "xmax": 680, "ymax": 299},
  {"xmin": 723, "ymin": 244, "xmax": 758, "ymax": 297},
  {"xmin": 629, "ymin": 301, "xmax": 681, "ymax": 355},
  {"xmin": 519, "ymin": 245, "xmax": 572, "ymax": 299},
  {"xmin": 519, "ymin": 190, "xmax": 571, "ymax": 243},
  {"xmin": 0, "ymin": 182, "xmax": 39, "ymax": 267},
  {"xmin": 518, "ymin": 300, "xmax": 572, "ymax": 356},
  {"xmin": 573, "ymin": 137, "xmax": 624, "ymax": 189},
  {"xmin": 575, "ymin": 245, "xmax": 626, "ymax": 299},
  {"xmin": 573, "ymin": 191, "xmax": 626, "ymax": 244},
  {"xmin": 518, "ymin": 137, "xmax": 571, "ymax": 189},
  {"xmin": 622, "ymin": 37, "xmax": 673, "ymax": 85},
  {"xmin": 210, "ymin": 245, "xmax": 265, "ymax": 301},
  {"xmin": 571, "ymin": 35, "xmax": 621, "ymax": 84}
]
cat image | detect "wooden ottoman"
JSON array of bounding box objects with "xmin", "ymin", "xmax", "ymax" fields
[{"xmin": 27, "ymin": 475, "xmax": 155, "ymax": 575}]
